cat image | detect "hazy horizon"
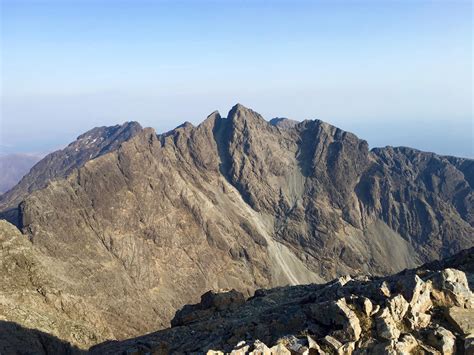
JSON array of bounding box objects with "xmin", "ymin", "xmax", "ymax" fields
[{"xmin": 1, "ymin": 0, "xmax": 473, "ymax": 158}]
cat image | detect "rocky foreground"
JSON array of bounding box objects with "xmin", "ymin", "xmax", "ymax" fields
[{"xmin": 87, "ymin": 248, "xmax": 474, "ymax": 354}]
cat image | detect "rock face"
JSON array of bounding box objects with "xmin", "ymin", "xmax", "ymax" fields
[
  {"xmin": 90, "ymin": 248, "xmax": 474, "ymax": 354},
  {"xmin": 0, "ymin": 104, "xmax": 473, "ymax": 349},
  {"xmin": 0, "ymin": 220, "xmax": 111, "ymax": 350}
]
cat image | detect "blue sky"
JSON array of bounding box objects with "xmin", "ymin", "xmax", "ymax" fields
[{"xmin": 1, "ymin": 0, "xmax": 472, "ymax": 157}]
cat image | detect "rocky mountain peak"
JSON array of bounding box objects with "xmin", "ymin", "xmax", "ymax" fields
[
  {"xmin": 75, "ymin": 121, "xmax": 142, "ymax": 141},
  {"xmin": 0, "ymin": 121, "xmax": 143, "ymax": 225},
  {"xmin": 269, "ymin": 117, "xmax": 299, "ymax": 129},
  {"xmin": 227, "ymin": 103, "xmax": 267, "ymax": 127},
  {"xmin": 228, "ymin": 103, "xmax": 249, "ymax": 115},
  {"xmin": 198, "ymin": 110, "xmax": 222, "ymax": 130},
  {"xmin": 207, "ymin": 110, "xmax": 221, "ymax": 119},
  {"xmin": 175, "ymin": 121, "xmax": 195, "ymax": 130}
]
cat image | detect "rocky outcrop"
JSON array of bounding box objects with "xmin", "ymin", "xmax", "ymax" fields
[
  {"xmin": 0, "ymin": 104, "xmax": 472, "ymax": 349},
  {"xmin": 171, "ymin": 289, "xmax": 245, "ymax": 327},
  {"xmin": 91, "ymin": 248, "xmax": 474, "ymax": 354}
]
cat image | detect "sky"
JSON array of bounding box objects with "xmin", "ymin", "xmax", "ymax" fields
[{"xmin": 1, "ymin": 0, "xmax": 472, "ymax": 158}]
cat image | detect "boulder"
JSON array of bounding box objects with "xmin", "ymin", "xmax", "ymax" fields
[
  {"xmin": 375, "ymin": 308, "xmax": 400, "ymax": 340},
  {"xmin": 424, "ymin": 326, "xmax": 456, "ymax": 355},
  {"xmin": 379, "ymin": 281, "xmax": 392, "ymax": 298},
  {"xmin": 357, "ymin": 297, "xmax": 373, "ymax": 317},
  {"xmin": 307, "ymin": 336, "xmax": 326, "ymax": 355},
  {"xmin": 387, "ymin": 294, "xmax": 409, "ymax": 322},
  {"xmin": 201, "ymin": 289, "xmax": 246, "ymax": 311},
  {"xmin": 172, "ymin": 289, "xmax": 245, "ymax": 326},
  {"xmin": 404, "ymin": 275, "xmax": 433, "ymax": 329},
  {"xmin": 269, "ymin": 343, "xmax": 291, "ymax": 355},
  {"xmin": 282, "ymin": 336, "xmax": 308, "ymax": 354},
  {"xmin": 393, "ymin": 334, "xmax": 418, "ymax": 353},
  {"xmin": 310, "ymin": 298, "xmax": 361, "ymax": 342},
  {"xmin": 321, "ymin": 336, "xmax": 343, "ymax": 351},
  {"xmin": 250, "ymin": 340, "xmax": 272, "ymax": 355},
  {"xmin": 230, "ymin": 341, "xmax": 250, "ymax": 355},
  {"xmin": 445, "ymin": 306, "xmax": 474, "ymax": 335},
  {"xmin": 432, "ymin": 269, "xmax": 474, "ymax": 308},
  {"xmin": 337, "ymin": 341, "xmax": 355, "ymax": 355}
]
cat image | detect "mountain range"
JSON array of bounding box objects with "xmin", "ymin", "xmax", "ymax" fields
[{"xmin": 0, "ymin": 104, "xmax": 472, "ymax": 351}]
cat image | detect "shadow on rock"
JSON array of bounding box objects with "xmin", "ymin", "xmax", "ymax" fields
[{"xmin": 0, "ymin": 320, "xmax": 85, "ymax": 355}]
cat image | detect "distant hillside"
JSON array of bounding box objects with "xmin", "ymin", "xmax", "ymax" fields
[{"xmin": 0, "ymin": 154, "xmax": 42, "ymax": 194}]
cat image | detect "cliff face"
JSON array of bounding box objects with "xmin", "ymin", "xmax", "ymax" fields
[{"xmin": 0, "ymin": 104, "xmax": 472, "ymax": 348}]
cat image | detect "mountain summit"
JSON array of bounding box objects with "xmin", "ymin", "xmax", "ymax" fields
[{"xmin": 0, "ymin": 104, "xmax": 472, "ymax": 349}]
